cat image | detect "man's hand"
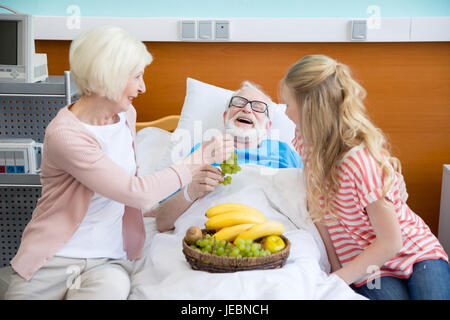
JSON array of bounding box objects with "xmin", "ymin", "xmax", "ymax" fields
[{"xmin": 187, "ymin": 164, "xmax": 224, "ymax": 201}]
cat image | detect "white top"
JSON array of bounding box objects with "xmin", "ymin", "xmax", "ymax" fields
[{"xmin": 55, "ymin": 112, "xmax": 136, "ymax": 259}]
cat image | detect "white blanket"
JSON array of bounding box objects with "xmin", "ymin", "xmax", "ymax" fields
[{"xmin": 129, "ymin": 165, "xmax": 365, "ymax": 300}]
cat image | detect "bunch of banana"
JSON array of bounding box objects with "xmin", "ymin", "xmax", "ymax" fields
[
  {"xmin": 205, "ymin": 203, "xmax": 285, "ymax": 242},
  {"xmin": 213, "ymin": 223, "xmax": 256, "ymax": 242},
  {"xmin": 206, "ymin": 202, "xmax": 263, "ymax": 218},
  {"xmin": 234, "ymin": 221, "xmax": 285, "ymax": 243}
]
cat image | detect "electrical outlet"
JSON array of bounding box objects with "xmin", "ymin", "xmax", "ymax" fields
[
  {"xmin": 198, "ymin": 20, "xmax": 213, "ymax": 40},
  {"xmin": 215, "ymin": 20, "xmax": 230, "ymax": 40},
  {"xmin": 181, "ymin": 20, "xmax": 196, "ymax": 40},
  {"xmin": 351, "ymin": 20, "xmax": 367, "ymax": 41}
]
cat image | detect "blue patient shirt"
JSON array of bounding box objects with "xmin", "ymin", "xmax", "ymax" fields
[{"xmin": 191, "ymin": 139, "xmax": 303, "ymax": 169}]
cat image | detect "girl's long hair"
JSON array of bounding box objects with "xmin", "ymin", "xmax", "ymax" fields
[{"xmin": 283, "ymin": 54, "xmax": 400, "ymax": 222}]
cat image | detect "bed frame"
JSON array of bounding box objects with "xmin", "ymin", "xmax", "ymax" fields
[{"xmin": 136, "ymin": 115, "xmax": 180, "ymax": 132}]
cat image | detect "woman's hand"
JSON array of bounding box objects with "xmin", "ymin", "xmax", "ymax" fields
[
  {"xmin": 151, "ymin": 164, "xmax": 224, "ymax": 232},
  {"xmin": 187, "ymin": 164, "xmax": 224, "ymax": 201},
  {"xmin": 182, "ymin": 134, "xmax": 234, "ymax": 176}
]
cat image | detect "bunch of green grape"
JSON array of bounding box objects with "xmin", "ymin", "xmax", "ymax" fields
[
  {"xmin": 219, "ymin": 151, "xmax": 241, "ymax": 185},
  {"xmin": 190, "ymin": 234, "xmax": 271, "ymax": 258}
]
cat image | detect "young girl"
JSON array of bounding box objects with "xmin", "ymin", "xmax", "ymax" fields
[{"xmin": 281, "ymin": 54, "xmax": 450, "ymax": 300}]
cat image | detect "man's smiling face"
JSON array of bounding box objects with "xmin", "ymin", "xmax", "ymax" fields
[{"xmin": 223, "ymin": 88, "xmax": 272, "ymax": 144}]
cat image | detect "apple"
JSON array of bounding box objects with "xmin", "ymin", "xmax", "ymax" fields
[{"xmin": 261, "ymin": 235, "xmax": 285, "ymax": 253}]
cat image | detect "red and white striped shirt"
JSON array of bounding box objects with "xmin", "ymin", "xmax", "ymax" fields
[{"xmin": 292, "ymin": 129, "xmax": 448, "ymax": 286}]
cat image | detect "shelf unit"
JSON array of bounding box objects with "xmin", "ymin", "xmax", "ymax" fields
[{"xmin": 0, "ymin": 72, "xmax": 79, "ymax": 267}]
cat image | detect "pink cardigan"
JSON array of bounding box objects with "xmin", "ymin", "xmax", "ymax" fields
[{"xmin": 11, "ymin": 105, "xmax": 192, "ymax": 280}]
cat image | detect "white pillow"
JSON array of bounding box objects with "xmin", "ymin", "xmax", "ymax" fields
[
  {"xmin": 158, "ymin": 78, "xmax": 296, "ymax": 169},
  {"xmin": 136, "ymin": 126, "xmax": 172, "ymax": 176}
]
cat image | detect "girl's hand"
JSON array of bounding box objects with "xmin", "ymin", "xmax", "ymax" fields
[{"xmin": 187, "ymin": 165, "xmax": 224, "ymax": 201}]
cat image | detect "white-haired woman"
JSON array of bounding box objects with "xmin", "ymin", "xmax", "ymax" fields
[{"xmin": 6, "ymin": 26, "xmax": 233, "ymax": 300}]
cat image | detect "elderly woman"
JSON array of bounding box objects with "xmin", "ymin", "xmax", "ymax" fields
[{"xmin": 5, "ymin": 26, "xmax": 233, "ymax": 300}]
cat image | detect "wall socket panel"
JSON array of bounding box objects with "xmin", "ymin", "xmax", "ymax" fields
[
  {"xmin": 215, "ymin": 20, "xmax": 230, "ymax": 40},
  {"xmin": 181, "ymin": 20, "xmax": 230, "ymax": 41},
  {"xmin": 181, "ymin": 20, "xmax": 197, "ymax": 40},
  {"xmin": 198, "ymin": 20, "xmax": 213, "ymax": 40},
  {"xmin": 350, "ymin": 20, "xmax": 367, "ymax": 41}
]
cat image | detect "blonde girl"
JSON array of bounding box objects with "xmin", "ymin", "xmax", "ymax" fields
[{"xmin": 281, "ymin": 54, "xmax": 449, "ymax": 300}]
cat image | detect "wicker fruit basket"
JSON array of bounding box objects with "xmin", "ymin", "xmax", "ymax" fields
[{"xmin": 182, "ymin": 230, "xmax": 290, "ymax": 273}]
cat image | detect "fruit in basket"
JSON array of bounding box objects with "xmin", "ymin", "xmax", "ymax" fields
[
  {"xmin": 189, "ymin": 233, "xmax": 272, "ymax": 257},
  {"xmin": 184, "ymin": 226, "xmax": 203, "ymax": 245},
  {"xmin": 234, "ymin": 221, "xmax": 285, "ymax": 243},
  {"xmin": 205, "ymin": 211, "xmax": 267, "ymax": 230},
  {"xmin": 219, "ymin": 151, "xmax": 241, "ymax": 185},
  {"xmin": 213, "ymin": 223, "xmax": 255, "ymax": 241},
  {"xmin": 187, "ymin": 204, "xmax": 288, "ymax": 262},
  {"xmin": 206, "ymin": 202, "xmax": 265, "ymax": 218},
  {"xmin": 261, "ymin": 235, "xmax": 286, "ymax": 253}
]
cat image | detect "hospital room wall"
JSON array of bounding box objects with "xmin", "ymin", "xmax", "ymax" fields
[
  {"xmin": 4, "ymin": 0, "xmax": 450, "ymax": 17},
  {"xmin": 35, "ymin": 40, "xmax": 450, "ymax": 235}
]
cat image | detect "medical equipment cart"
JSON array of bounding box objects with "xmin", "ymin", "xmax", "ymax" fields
[{"xmin": 0, "ymin": 72, "xmax": 78, "ymax": 267}]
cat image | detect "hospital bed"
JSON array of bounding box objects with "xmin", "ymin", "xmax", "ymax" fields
[{"xmin": 0, "ymin": 78, "xmax": 365, "ymax": 300}]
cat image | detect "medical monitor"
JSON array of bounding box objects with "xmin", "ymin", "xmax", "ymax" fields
[{"xmin": 0, "ymin": 13, "xmax": 48, "ymax": 83}]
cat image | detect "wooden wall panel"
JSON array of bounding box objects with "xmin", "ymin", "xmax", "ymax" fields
[{"xmin": 35, "ymin": 40, "xmax": 450, "ymax": 234}]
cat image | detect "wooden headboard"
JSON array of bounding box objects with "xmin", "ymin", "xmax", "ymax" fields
[
  {"xmin": 36, "ymin": 40, "xmax": 450, "ymax": 234},
  {"xmin": 136, "ymin": 115, "xmax": 180, "ymax": 132}
]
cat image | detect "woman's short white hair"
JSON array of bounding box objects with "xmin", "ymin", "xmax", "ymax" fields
[
  {"xmin": 70, "ymin": 25, "xmax": 153, "ymax": 102},
  {"xmin": 228, "ymin": 81, "xmax": 274, "ymax": 118}
]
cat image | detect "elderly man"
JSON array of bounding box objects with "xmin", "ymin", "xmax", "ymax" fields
[{"xmin": 146, "ymin": 81, "xmax": 302, "ymax": 231}]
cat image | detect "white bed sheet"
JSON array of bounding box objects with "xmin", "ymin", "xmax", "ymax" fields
[{"xmin": 129, "ymin": 164, "xmax": 365, "ymax": 300}]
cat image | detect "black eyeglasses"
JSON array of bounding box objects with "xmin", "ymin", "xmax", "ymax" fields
[{"xmin": 228, "ymin": 96, "xmax": 269, "ymax": 115}]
